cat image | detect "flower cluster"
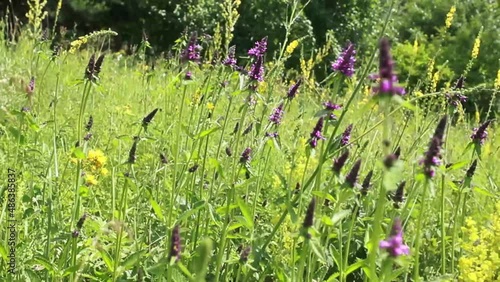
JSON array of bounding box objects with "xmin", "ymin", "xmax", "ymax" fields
[
  {"xmin": 309, "ymin": 117, "xmax": 325, "ymax": 148},
  {"xmin": 223, "ymin": 45, "xmax": 237, "ymax": 67},
  {"xmin": 287, "ymin": 79, "xmax": 302, "ymax": 100},
  {"xmin": 371, "ymin": 38, "xmax": 405, "ymax": 96},
  {"xmin": 331, "ymin": 42, "xmax": 356, "ymax": 77},
  {"xmin": 470, "ymin": 120, "xmax": 491, "ymax": 145},
  {"xmin": 269, "ymin": 103, "xmax": 284, "ymax": 125},
  {"xmin": 181, "ymin": 32, "xmax": 202, "ymax": 63},
  {"xmin": 248, "ymin": 37, "xmax": 267, "ymax": 83},
  {"xmin": 379, "ymin": 218, "xmax": 410, "ymax": 257},
  {"xmin": 340, "ymin": 124, "xmax": 353, "ymax": 146},
  {"xmin": 421, "ymin": 116, "xmax": 447, "ymax": 178},
  {"xmin": 323, "ymin": 101, "xmax": 342, "ymax": 120},
  {"xmin": 459, "ymin": 203, "xmax": 500, "ymax": 282}
]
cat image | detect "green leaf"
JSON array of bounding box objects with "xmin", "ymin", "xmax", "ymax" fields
[
  {"xmin": 33, "ymin": 255, "xmax": 58, "ymax": 275},
  {"xmin": 473, "ymin": 187, "xmax": 494, "ymax": 197},
  {"xmin": 72, "ymin": 147, "xmax": 86, "ymax": 159},
  {"xmin": 195, "ymin": 126, "xmax": 220, "ymax": 139},
  {"xmin": 24, "ymin": 268, "xmax": 43, "ymax": 282},
  {"xmin": 98, "ymin": 248, "xmax": 114, "ymax": 272},
  {"xmin": 310, "ymin": 240, "xmax": 326, "ymax": 263},
  {"xmin": 237, "ymin": 198, "xmax": 254, "ymax": 229},
  {"xmin": 446, "ymin": 161, "xmax": 469, "ymax": 171},
  {"xmin": 193, "ymin": 239, "xmax": 212, "ymax": 282},
  {"xmin": 178, "ymin": 201, "xmax": 206, "ymax": 222},
  {"xmin": 147, "ymin": 193, "xmax": 165, "ymax": 222},
  {"xmin": 62, "ymin": 264, "xmax": 81, "ymax": 277},
  {"xmin": 345, "ymin": 259, "xmax": 364, "ymax": 275},
  {"xmin": 0, "ymin": 243, "xmax": 7, "ymax": 261},
  {"xmin": 121, "ymin": 250, "xmax": 147, "ymax": 271},
  {"xmin": 331, "ymin": 210, "xmax": 351, "ymax": 226}
]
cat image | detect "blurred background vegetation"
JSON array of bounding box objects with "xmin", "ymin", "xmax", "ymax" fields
[{"xmin": 1, "ymin": 0, "xmax": 499, "ymax": 116}]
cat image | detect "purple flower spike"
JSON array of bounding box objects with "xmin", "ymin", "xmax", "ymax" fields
[
  {"xmin": 341, "ymin": 124, "xmax": 353, "ymax": 146},
  {"xmin": 471, "ymin": 120, "xmax": 491, "ymax": 145},
  {"xmin": 240, "ymin": 147, "xmax": 252, "ymax": 164},
  {"xmin": 323, "ymin": 101, "xmax": 342, "ymax": 111},
  {"xmin": 170, "ymin": 225, "xmax": 182, "ymax": 262},
  {"xmin": 287, "ymin": 79, "xmax": 302, "ymax": 100},
  {"xmin": 332, "ymin": 42, "xmax": 356, "ymax": 77},
  {"xmin": 223, "ymin": 45, "xmax": 237, "ymax": 67},
  {"xmin": 379, "ymin": 218, "xmax": 410, "ymax": 257},
  {"xmin": 185, "ymin": 71, "xmax": 193, "ymax": 80},
  {"xmin": 345, "ymin": 159, "xmax": 361, "ymax": 187},
  {"xmin": 269, "ymin": 103, "xmax": 284, "ymax": 125},
  {"xmin": 309, "ymin": 117, "xmax": 326, "ymax": 148},
  {"xmin": 371, "ymin": 38, "xmax": 405, "ymax": 96},
  {"xmin": 249, "ymin": 56, "xmax": 264, "ymax": 82},
  {"xmin": 333, "ymin": 150, "xmax": 349, "ymax": 173},
  {"xmin": 181, "ymin": 32, "xmax": 202, "ymax": 63},
  {"xmin": 248, "ymin": 37, "xmax": 268, "ymax": 58}
]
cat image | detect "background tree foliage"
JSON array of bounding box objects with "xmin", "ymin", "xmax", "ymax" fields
[{"xmin": 1, "ymin": 0, "xmax": 498, "ymax": 114}]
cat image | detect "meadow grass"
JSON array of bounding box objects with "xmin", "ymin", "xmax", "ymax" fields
[{"xmin": 0, "ymin": 5, "xmax": 499, "ymax": 282}]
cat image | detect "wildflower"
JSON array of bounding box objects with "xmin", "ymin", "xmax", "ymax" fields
[
  {"xmin": 285, "ymin": 40, "xmax": 299, "ymax": 55},
  {"xmin": 302, "ymin": 197, "xmax": 316, "ymax": 229},
  {"xmin": 465, "ymin": 159, "xmax": 477, "ymax": 179},
  {"xmin": 87, "ymin": 149, "xmax": 107, "ymax": 169},
  {"xmin": 471, "ymin": 36, "xmax": 481, "ymax": 60},
  {"xmin": 223, "ymin": 45, "xmax": 237, "ymax": 67},
  {"xmin": 181, "ymin": 32, "xmax": 202, "ymax": 62},
  {"xmin": 420, "ymin": 116, "xmax": 447, "ymax": 178},
  {"xmin": 379, "ymin": 218, "xmax": 410, "ymax": 257},
  {"xmin": 85, "ymin": 115, "xmax": 93, "ymax": 131},
  {"xmin": 225, "ymin": 147, "xmax": 232, "ymax": 157},
  {"xmin": 169, "ymin": 225, "xmax": 182, "ymax": 262},
  {"xmin": 340, "ymin": 124, "xmax": 353, "ymax": 146},
  {"xmin": 243, "ymin": 123, "xmax": 253, "ymax": 135},
  {"xmin": 324, "ymin": 101, "xmax": 342, "ymax": 120},
  {"xmin": 85, "ymin": 174, "xmax": 98, "ymax": 186},
  {"xmin": 100, "ymin": 167, "xmax": 109, "ymax": 176},
  {"xmin": 331, "ymin": 42, "xmax": 356, "ymax": 77},
  {"xmin": 269, "ymin": 103, "xmax": 284, "ymax": 125},
  {"xmin": 21, "ymin": 106, "xmax": 30, "ymax": 112},
  {"xmin": 345, "ymin": 159, "xmax": 361, "ymax": 187},
  {"xmin": 128, "ymin": 140, "xmax": 138, "ymax": 164},
  {"xmin": 371, "ymin": 38, "xmax": 405, "ymax": 96},
  {"xmin": 26, "ymin": 76, "xmax": 35, "ymax": 95},
  {"xmin": 384, "ymin": 147, "xmax": 401, "ymax": 168},
  {"xmin": 160, "ymin": 153, "xmax": 168, "ymax": 164},
  {"xmin": 332, "ymin": 150, "xmax": 349, "ymax": 173},
  {"xmin": 392, "ymin": 181, "xmax": 406, "ymax": 208},
  {"xmin": 446, "ymin": 93, "xmax": 467, "ymax": 107},
  {"xmin": 248, "ymin": 37, "xmax": 267, "ymax": 58},
  {"xmin": 361, "ymin": 170, "xmax": 373, "ymax": 196},
  {"xmin": 206, "ymin": 102, "xmax": 215, "ymax": 111},
  {"xmin": 239, "ymin": 246, "xmax": 251, "ymax": 262},
  {"xmin": 85, "ymin": 54, "xmax": 105, "ymax": 82},
  {"xmin": 142, "ymin": 108, "xmax": 159, "ymax": 127},
  {"xmin": 454, "ymin": 75, "xmax": 465, "ymax": 90},
  {"xmin": 185, "ymin": 71, "xmax": 193, "ymax": 80},
  {"xmin": 495, "ymin": 69, "xmax": 500, "ymax": 89},
  {"xmin": 265, "ymin": 132, "xmax": 278, "ymax": 138},
  {"xmin": 83, "ymin": 132, "xmax": 93, "ymax": 141},
  {"xmin": 249, "ymin": 56, "xmax": 264, "ymax": 82},
  {"xmin": 240, "ymin": 147, "xmax": 252, "ymax": 164},
  {"xmin": 470, "ymin": 120, "xmax": 491, "ymax": 145},
  {"xmin": 76, "ymin": 213, "xmax": 88, "ymax": 230},
  {"xmin": 233, "ymin": 122, "xmax": 240, "ymax": 134},
  {"xmin": 445, "ymin": 5, "xmax": 456, "ymax": 29},
  {"xmin": 188, "ymin": 164, "xmax": 199, "ymax": 173},
  {"xmin": 309, "ymin": 117, "xmax": 325, "ymax": 148},
  {"xmin": 286, "ymin": 79, "xmax": 302, "ymax": 100}
]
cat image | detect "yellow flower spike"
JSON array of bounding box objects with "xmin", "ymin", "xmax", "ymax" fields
[
  {"xmin": 285, "ymin": 40, "xmax": 299, "ymax": 55},
  {"xmin": 413, "ymin": 39, "xmax": 419, "ymax": 54},
  {"xmin": 445, "ymin": 5, "xmax": 456, "ymax": 29},
  {"xmin": 494, "ymin": 69, "xmax": 500, "ymax": 89},
  {"xmin": 471, "ymin": 34, "xmax": 481, "ymax": 60}
]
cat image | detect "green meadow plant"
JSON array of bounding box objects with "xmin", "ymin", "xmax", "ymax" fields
[{"xmin": 0, "ymin": 0, "xmax": 499, "ymax": 282}]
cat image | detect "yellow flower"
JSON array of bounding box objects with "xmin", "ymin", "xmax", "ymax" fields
[
  {"xmin": 285, "ymin": 40, "xmax": 299, "ymax": 55},
  {"xmin": 471, "ymin": 36, "xmax": 481, "ymax": 60},
  {"xmin": 85, "ymin": 174, "xmax": 98, "ymax": 186},
  {"xmin": 445, "ymin": 5, "xmax": 456, "ymax": 29},
  {"xmin": 431, "ymin": 71, "xmax": 440, "ymax": 92},
  {"xmin": 494, "ymin": 69, "xmax": 500, "ymax": 89},
  {"xmin": 100, "ymin": 167, "xmax": 109, "ymax": 176},
  {"xmin": 206, "ymin": 102, "xmax": 215, "ymax": 111},
  {"xmin": 413, "ymin": 39, "xmax": 419, "ymax": 54},
  {"xmin": 87, "ymin": 149, "xmax": 107, "ymax": 169}
]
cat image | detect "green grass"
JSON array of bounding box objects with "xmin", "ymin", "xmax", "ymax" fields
[{"xmin": 0, "ymin": 21, "xmax": 499, "ymax": 282}]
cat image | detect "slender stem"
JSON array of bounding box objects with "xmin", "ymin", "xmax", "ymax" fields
[{"xmin": 413, "ymin": 180, "xmax": 431, "ymax": 281}]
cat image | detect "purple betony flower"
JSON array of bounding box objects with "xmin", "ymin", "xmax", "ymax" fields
[
  {"xmin": 248, "ymin": 37, "xmax": 268, "ymax": 58},
  {"xmin": 169, "ymin": 225, "xmax": 182, "ymax": 262},
  {"xmin": 466, "ymin": 159, "xmax": 477, "ymax": 179},
  {"xmin": 360, "ymin": 170, "xmax": 373, "ymax": 196},
  {"xmin": 269, "ymin": 103, "xmax": 284, "ymax": 125},
  {"xmin": 239, "ymin": 246, "xmax": 251, "ymax": 262},
  {"xmin": 223, "ymin": 45, "xmax": 237, "ymax": 67},
  {"xmin": 333, "ymin": 150, "xmax": 349, "ymax": 173},
  {"xmin": 331, "ymin": 42, "xmax": 356, "ymax": 77},
  {"xmin": 324, "ymin": 101, "xmax": 343, "ymax": 120},
  {"xmin": 392, "ymin": 181, "xmax": 406, "ymax": 208},
  {"xmin": 470, "ymin": 120, "xmax": 491, "ymax": 145},
  {"xmin": 370, "ymin": 38, "xmax": 405, "ymax": 96},
  {"xmin": 287, "ymin": 79, "xmax": 302, "ymax": 100},
  {"xmin": 181, "ymin": 32, "xmax": 202, "ymax": 63},
  {"xmin": 309, "ymin": 117, "xmax": 325, "ymax": 148},
  {"xmin": 185, "ymin": 71, "xmax": 193, "ymax": 80},
  {"xmin": 379, "ymin": 218, "xmax": 410, "ymax": 257},
  {"xmin": 340, "ymin": 124, "xmax": 353, "ymax": 146},
  {"xmin": 345, "ymin": 159, "xmax": 362, "ymax": 187},
  {"xmin": 26, "ymin": 76, "xmax": 35, "ymax": 94},
  {"xmin": 265, "ymin": 132, "xmax": 279, "ymax": 138},
  {"xmin": 240, "ymin": 147, "xmax": 252, "ymax": 164},
  {"xmin": 303, "ymin": 197, "xmax": 316, "ymax": 229},
  {"xmin": 249, "ymin": 56, "xmax": 264, "ymax": 82},
  {"xmin": 421, "ymin": 116, "xmax": 447, "ymax": 178}
]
